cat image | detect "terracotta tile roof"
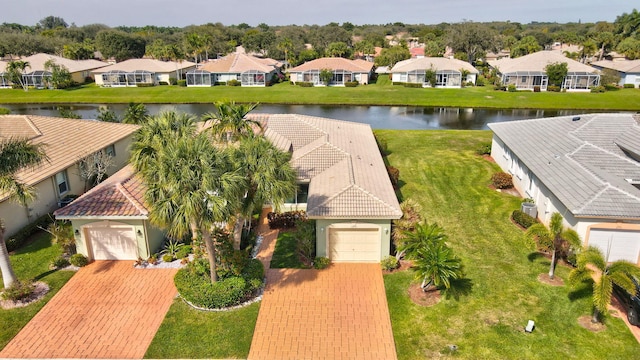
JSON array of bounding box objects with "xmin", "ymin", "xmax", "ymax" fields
[
  {"xmin": 289, "ymin": 57, "xmax": 374, "ymax": 73},
  {"xmin": 91, "ymin": 59, "xmax": 196, "ymax": 74},
  {"xmin": 391, "ymin": 57, "xmax": 479, "ymax": 73},
  {"xmin": 199, "ymin": 53, "xmax": 280, "ymax": 73},
  {"xmin": 255, "ymin": 114, "xmax": 402, "ymax": 219},
  {"xmin": 21, "ymin": 53, "xmax": 108, "ymax": 74},
  {"xmin": 54, "ymin": 165, "xmax": 148, "ymax": 218},
  {"xmin": 0, "ymin": 115, "xmax": 139, "ymax": 200},
  {"xmin": 489, "ymin": 50, "xmax": 597, "ymax": 74}
]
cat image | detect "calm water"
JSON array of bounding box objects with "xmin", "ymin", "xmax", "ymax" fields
[{"xmin": 1, "ymin": 103, "xmax": 614, "ymax": 130}]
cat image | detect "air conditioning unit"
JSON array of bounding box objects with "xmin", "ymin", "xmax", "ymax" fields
[{"xmin": 521, "ymin": 202, "xmax": 537, "ymax": 218}]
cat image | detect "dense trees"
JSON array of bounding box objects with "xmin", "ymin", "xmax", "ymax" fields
[{"xmin": 95, "ymin": 30, "xmax": 146, "ymax": 61}]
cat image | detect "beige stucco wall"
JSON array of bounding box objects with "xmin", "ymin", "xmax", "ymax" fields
[
  {"xmin": 1, "ymin": 136, "xmax": 133, "ymax": 238},
  {"xmin": 315, "ymin": 218, "xmax": 392, "ymax": 261}
]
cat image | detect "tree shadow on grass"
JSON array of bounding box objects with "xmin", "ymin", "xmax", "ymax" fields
[
  {"xmin": 34, "ymin": 269, "xmax": 58, "ymax": 281},
  {"xmin": 568, "ymin": 280, "xmax": 593, "ymax": 302},
  {"xmin": 527, "ymin": 252, "xmax": 546, "ymax": 263},
  {"xmin": 441, "ymin": 277, "xmax": 474, "ymax": 301}
]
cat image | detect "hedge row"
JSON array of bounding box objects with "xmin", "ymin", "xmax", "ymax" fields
[
  {"xmin": 267, "ymin": 210, "xmax": 307, "ymax": 229},
  {"xmin": 512, "ymin": 209, "xmax": 538, "ymax": 229}
]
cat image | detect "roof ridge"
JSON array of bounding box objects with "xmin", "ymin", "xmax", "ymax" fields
[
  {"xmin": 23, "ymin": 115, "xmax": 43, "ymax": 138},
  {"xmin": 351, "ymin": 184, "xmax": 403, "ymax": 214},
  {"xmin": 575, "ymin": 184, "xmax": 640, "ymax": 214},
  {"xmin": 116, "ymin": 181, "xmax": 148, "ymax": 215},
  {"xmin": 293, "ymin": 141, "xmax": 348, "ymax": 161}
]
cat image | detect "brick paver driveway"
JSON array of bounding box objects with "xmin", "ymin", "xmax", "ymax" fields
[
  {"xmin": 248, "ymin": 263, "xmax": 397, "ymax": 360},
  {"xmin": 0, "ymin": 261, "xmax": 178, "ymax": 359}
]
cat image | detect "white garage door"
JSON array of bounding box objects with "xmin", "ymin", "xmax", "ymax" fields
[
  {"xmin": 588, "ymin": 229, "xmax": 640, "ymax": 263},
  {"xmin": 329, "ymin": 228, "xmax": 380, "ymax": 262},
  {"xmin": 86, "ymin": 225, "xmax": 138, "ymax": 260}
]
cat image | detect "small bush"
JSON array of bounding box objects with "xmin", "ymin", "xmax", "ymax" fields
[
  {"xmin": 491, "ymin": 172, "xmax": 513, "ymax": 189},
  {"xmin": 176, "ymin": 246, "xmax": 192, "ymax": 259},
  {"xmin": 297, "ymin": 81, "xmax": 314, "ymax": 87},
  {"xmin": 69, "ymin": 253, "xmax": 89, "ymax": 267},
  {"xmin": 175, "ymin": 269, "xmax": 248, "ymax": 309},
  {"xmin": 168, "ymin": 77, "xmax": 178, "ymax": 85},
  {"xmin": 404, "ymin": 82, "xmax": 424, "ymax": 88},
  {"xmin": 604, "ymin": 84, "xmax": 620, "ymax": 91},
  {"xmin": 507, "ymin": 84, "xmax": 517, "ymax": 92},
  {"xmin": 392, "ymin": 82, "xmax": 406, "ymax": 86},
  {"xmin": 475, "ymin": 143, "xmax": 492, "ymax": 155},
  {"xmin": 344, "ymin": 81, "xmax": 359, "ymax": 87},
  {"xmin": 533, "ymin": 85, "xmax": 541, "ymax": 92},
  {"xmin": 162, "ymin": 254, "xmax": 174, "ymax": 263},
  {"xmin": 511, "ymin": 210, "xmax": 538, "ymax": 229},
  {"xmin": 387, "ymin": 166, "xmax": 400, "ymax": 188},
  {"xmin": 0, "ymin": 107, "xmax": 10, "ymax": 115},
  {"xmin": 313, "ymin": 257, "xmax": 330, "ymax": 269},
  {"xmin": 590, "ymin": 85, "xmax": 606, "ymax": 93},
  {"xmin": 177, "ymin": 80, "xmax": 187, "ymax": 87},
  {"xmin": 381, "ymin": 256, "xmax": 399, "ymax": 271},
  {"xmin": 475, "ymin": 77, "xmax": 486, "ymax": 86},
  {"xmin": 6, "ymin": 213, "xmax": 54, "ymax": 252},
  {"xmin": 227, "ymin": 79, "xmax": 241, "ymax": 86},
  {"xmin": 623, "ymin": 83, "xmax": 636, "ymax": 89},
  {"xmin": 493, "ymin": 84, "xmax": 506, "ymax": 91},
  {"xmin": 243, "ymin": 259, "xmax": 265, "ymax": 282},
  {"xmin": 547, "ymin": 85, "xmax": 560, "ymax": 92},
  {"xmin": 136, "ymin": 83, "xmax": 155, "ymax": 87},
  {"xmin": 158, "ymin": 81, "xmax": 169, "ymax": 85},
  {"xmin": 267, "ymin": 211, "xmax": 307, "ymax": 229},
  {"xmin": 1, "ymin": 280, "xmax": 35, "ymax": 301},
  {"xmin": 50, "ymin": 256, "xmax": 70, "ymax": 269}
]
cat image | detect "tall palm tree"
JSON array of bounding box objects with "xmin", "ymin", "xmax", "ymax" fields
[
  {"xmin": 6, "ymin": 60, "xmax": 30, "ymax": 91},
  {"xmin": 526, "ymin": 212, "xmax": 581, "ymax": 280},
  {"xmin": 277, "ymin": 38, "xmax": 293, "ymax": 71},
  {"xmin": 0, "ymin": 138, "xmax": 46, "ymax": 288},
  {"xmin": 569, "ymin": 246, "xmax": 640, "ymax": 323},
  {"xmin": 412, "ymin": 240, "xmax": 463, "ymax": 292},
  {"xmin": 397, "ymin": 222, "xmax": 447, "ymax": 260},
  {"xmin": 230, "ymin": 136, "xmax": 296, "ymax": 248},
  {"xmin": 130, "ymin": 112, "xmax": 244, "ymax": 283},
  {"xmin": 201, "ymin": 101, "xmax": 261, "ymax": 142}
]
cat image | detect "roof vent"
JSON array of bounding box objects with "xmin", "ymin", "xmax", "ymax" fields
[{"xmin": 572, "ymin": 116, "xmax": 581, "ymax": 121}]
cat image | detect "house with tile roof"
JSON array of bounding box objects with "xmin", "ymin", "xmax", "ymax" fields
[
  {"xmin": 92, "ymin": 59, "xmax": 196, "ymax": 87},
  {"xmin": 288, "ymin": 57, "xmax": 374, "ymax": 86},
  {"xmin": 489, "ymin": 114, "xmax": 640, "ymax": 264},
  {"xmin": 56, "ymin": 114, "xmax": 402, "ymax": 262},
  {"xmin": 591, "ymin": 59, "xmax": 640, "ymax": 88},
  {"xmin": 0, "ymin": 61, "xmax": 8, "ymax": 88},
  {"xmin": 0, "ymin": 115, "xmax": 138, "ymax": 238},
  {"xmin": 187, "ymin": 53, "xmax": 282, "ymax": 87},
  {"xmin": 390, "ymin": 57, "xmax": 479, "ymax": 88},
  {"xmin": 488, "ymin": 51, "xmax": 600, "ymax": 91}
]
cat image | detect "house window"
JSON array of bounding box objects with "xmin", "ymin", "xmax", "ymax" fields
[
  {"xmin": 286, "ymin": 183, "xmax": 309, "ymax": 204},
  {"xmin": 105, "ymin": 144, "xmax": 116, "ymax": 157},
  {"xmin": 55, "ymin": 171, "xmax": 69, "ymax": 195}
]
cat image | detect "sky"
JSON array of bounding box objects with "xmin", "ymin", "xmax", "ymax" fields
[{"xmin": 2, "ymin": 0, "xmax": 636, "ymax": 27}]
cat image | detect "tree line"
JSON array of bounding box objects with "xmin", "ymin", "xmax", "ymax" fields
[{"xmin": 1, "ymin": 10, "xmax": 639, "ymax": 67}]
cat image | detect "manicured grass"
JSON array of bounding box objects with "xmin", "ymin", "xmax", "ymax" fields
[
  {"xmin": 376, "ymin": 130, "xmax": 639, "ymax": 359},
  {"xmin": 269, "ymin": 231, "xmax": 307, "ymax": 269},
  {"xmin": 144, "ymin": 299, "xmax": 259, "ymax": 359},
  {"xmin": 0, "ymin": 232, "xmax": 75, "ymax": 350},
  {"xmin": 1, "ymin": 80, "xmax": 639, "ymax": 110}
]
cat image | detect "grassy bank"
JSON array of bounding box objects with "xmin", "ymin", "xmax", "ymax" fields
[
  {"xmin": 1, "ymin": 77, "xmax": 639, "ymax": 110},
  {"xmin": 377, "ymin": 130, "xmax": 638, "ymax": 359}
]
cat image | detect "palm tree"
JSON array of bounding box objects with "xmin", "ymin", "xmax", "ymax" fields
[
  {"xmin": 569, "ymin": 246, "xmax": 640, "ymax": 323},
  {"xmin": 392, "ymin": 199, "xmax": 423, "ymax": 260},
  {"xmin": 526, "ymin": 212, "xmax": 581, "ymax": 280},
  {"xmin": 277, "ymin": 38, "xmax": 293, "ymax": 71},
  {"xmin": 0, "ymin": 138, "xmax": 46, "ymax": 288},
  {"xmin": 412, "ymin": 239, "xmax": 463, "ymax": 292},
  {"xmin": 397, "ymin": 222, "xmax": 447, "ymax": 260},
  {"xmin": 6, "ymin": 60, "xmax": 30, "ymax": 91},
  {"xmin": 202, "ymin": 101, "xmax": 261, "ymax": 142},
  {"xmin": 122, "ymin": 103, "xmax": 149, "ymax": 125},
  {"xmin": 130, "ymin": 112, "xmax": 244, "ymax": 283},
  {"xmin": 230, "ymin": 136, "xmax": 296, "ymax": 248}
]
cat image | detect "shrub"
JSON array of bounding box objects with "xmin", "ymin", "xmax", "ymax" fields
[
  {"xmin": 604, "ymin": 84, "xmax": 620, "ymax": 91},
  {"xmin": 533, "ymin": 85, "xmax": 541, "ymax": 92},
  {"xmin": 381, "ymin": 256, "xmax": 399, "ymax": 271},
  {"xmin": 512, "ymin": 209, "xmax": 538, "ymax": 229},
  {"xmin": 404, "ymin": 82, "xmax": 423, "ymax": 88},
  {"xmin": 162, "ymin": 254, "xmax": 174, "ymax": 263},
  {"xmin": 6, "ymin": 213, "xmax": 54, "ymax": 252},
  {"xmin": 0, "ymin": 107, "xmax": 10, "ymax": 115},
  {"xmin": 136, "ymin": 83, "xmax": 155, "ymax": 87},
  {"xmin": 590, "ymin": 86, "xmax": 606, "ymax": 93},
  {"xmin": 387, "ymin": 166, "xmax": 400, "ymax": 189},
  {"xmin": 623, "ymin": 83, "xmax": 636, "ymax": 89},
  {"xmin": 344, "ymin": 81, "xmax": 359, "ymax": 87},
  {"xmin": 162, "ymin": 239, "xmax": 184, "ymax": 258},
  {"xmin": 158, "ymin": 81, "xmax": 169, "ymax": 85},
  {"xmin": 491, "ymin": 172, "xmax": 513, "ymax": 189},
  {"xmin": 297, "ymin": 81, "xmax": 314, "ymax": 87},
  {"xmin": 313, "ymin": 257, "xmax": 330, "ymax": 269},
  {"xmin": 175, "ymin": 269, "xmax": 248, "ymax": 309},
  {"xmin": 475, "ymin": 143, "xmax": 492, "ymax": 155},
  {"xmin": 50, "ymin": 256, "xmax": 70, "ymax": 269},
  {"xmin": 168, "ymin": 77, "xmax": 177, "ymax": 85},
  {"xmin": 392, "ymin": 82, "xmax": 406, "ymax": 86},
  {"xmin": 507, "ymin": 84, "xmax": 517, "ymax": 92},
  {"xmin": 475, "ymin": 77, "xmax": 486, "ymax": 86},
  {"xmin": 267, "ymin": 211, "xmax": 307, "ymax": 229},
  {"xmin": 243, "ymin": 259, "xmax": 265, "ymax": 285},
  {"xmin": 1, "ymin": 280, "xmax": 35, "ymax": 301},
  {"xmin": 227, "ymin": 79, "xmax": 241, "ymax": 86},
  {"xmin": 69, "ymin": 254, "xmax": 89, "ymax": 267},
  {"xmin": 547, "ymin": 85, "xmax": 560, "ymax": 92},
  {"xmin": 176, "ymin": 246, "xmax": 192, "ymax": 259},
  {"xmin": 493, "ymin": 85, "xmax": 506, "ymax": 91},
  {"xmin": 177, "ymin": 79, "xmax": 187, "ymax": 87}
]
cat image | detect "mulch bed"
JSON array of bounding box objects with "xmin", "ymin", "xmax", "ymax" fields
[
  {"xmin": 537, "ymin": 273, "xmax": 564, "ymax": 286},
  {"xmin": 577, "ymin": 315, "xmax": 606, "ymax": 332},
  {"xmin": 482, "ymin": 154, "xmax": 496, "ymax": 163},
  {"xmin": 0, "ymin": 281, "xmax": 49, "ymax": 310},
  {"xmin": 408, "ymin": 283, "xmax": 441, "ymax": 307}
]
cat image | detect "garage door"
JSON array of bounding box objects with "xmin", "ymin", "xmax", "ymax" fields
[
  {"xmin": 328, "ymin": 228, "xmax": 380, "ymax": 262},
  {"xmin": 588, "ymin": 229, "xmax": 640, "ymax": 263},
  {"xmin": 86, "ymin": 225, "xmax": 138, "ymax": 260}
]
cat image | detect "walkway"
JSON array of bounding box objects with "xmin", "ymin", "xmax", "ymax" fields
[
  {"xmin": 0, "ymin": 261, "xmax": 178, "ymax": 359},
  {"xmin": 248, "ymin": 209, "xmax": 397, "ymax": 360}
]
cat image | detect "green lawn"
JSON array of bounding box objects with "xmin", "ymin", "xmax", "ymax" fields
[
  {"xmin": 144, "ymin": 299, "xmax": 259, "ymax": 359},
  {"xmin": 1, "ymin": 79, "xmax": 639, "ymax": 110},
  {"xmin": 377, "ymin": 130, "xmax": 639, "ymax": 359},
  {"xmin": 0, "ymin": 232, "xmax": 75, "ymax": 350},
  {"xmin": 269, "ymin": 231, "xmax": 307, "ymax": 269}
]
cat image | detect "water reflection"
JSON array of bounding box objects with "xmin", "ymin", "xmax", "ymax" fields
[{"xmin": 1, "ymin": 103, "xmax": 617, "ymax": 130}]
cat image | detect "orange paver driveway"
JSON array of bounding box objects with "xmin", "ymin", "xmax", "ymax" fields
[
  {"xmin": 248, "ymin": 264, "xmax": 397, "ymax": 360},
  {"xmin": 0, "ymin": 261, "xmax": 178, "ymax": 359}
]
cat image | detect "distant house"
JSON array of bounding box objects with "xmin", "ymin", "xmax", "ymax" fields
[
  {"xmin": 489, "ymin": 114, "xmax": 640, "ymax": 264},
  {"xmin": 390, "ymin": 57, "xmax": 479, "ymax": 88},
  {"xmin": 188, "ymin": 53, "xmax": 282, "ymax": 87},
  {"xmin": 92, "ymin": 59, "xmax": 196, "ymax": 87},
  {"xmin": 0, "ymin": 61, "xmax": 8, "ymax": 88},
  {"xmin": 0, "ymin": 115, "xmax": 138, "ymax": 238},
  {"xmin": 591, "ymin": 59, "xmax": 640, "ymax": 88},
  {"xmin": 489, "ymin": 51, "xmax": 599, "ymax": 91},
  {"xmin": 289, "ymin": 58, "xmax": 374, "ymax": 86}
]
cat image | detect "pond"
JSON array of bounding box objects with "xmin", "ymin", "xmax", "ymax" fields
[{"xmin": 1, "ymin": 103, "xmax": 616, "ymax": 130}]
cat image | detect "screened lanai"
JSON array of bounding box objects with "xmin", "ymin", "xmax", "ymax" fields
[
  {"xmin": 101, "ymin": 70, "xmax": 154, "ymax": 86},
  {"xmin": 563, "ymin": 72, "xmax": 599, "ymax": 90},
  {"xmin": 0, "ymin": 72, "xmax": 10, "ymax": 88},
  {"xmin": 23, "ymin": 71, "xmax": 52, "ymax": 88},
  {"xmin": 241, "ymin": 70, "xmax": 267, "ymax": 86},
  {"xmin": 406, "ymin": 69, "xmax": 463, "ymax": 87},
  {"xmin": 186, "ymin": 69, "xmax": 214, "ymax": 86},
  {"xmin": 501, "ymin": 71, "xmax": 548, "ymax": 90}
]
